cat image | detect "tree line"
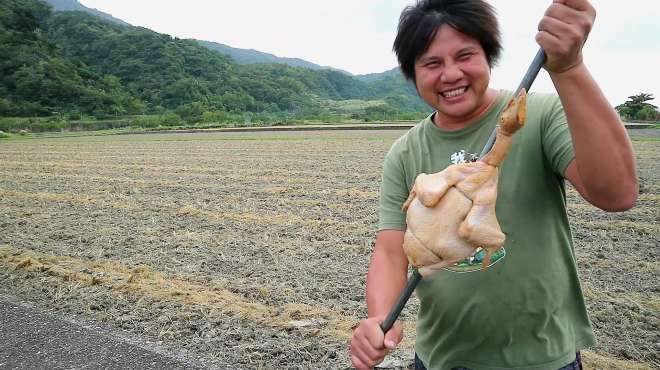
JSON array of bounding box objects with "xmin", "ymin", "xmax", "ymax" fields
[
  {"xmin": 0, "ymin": 0, "xmax": 430, "ymax": 133},
  {"xmin": 1, "ymin": 0, "xmax": 655, "ymax": 135}
]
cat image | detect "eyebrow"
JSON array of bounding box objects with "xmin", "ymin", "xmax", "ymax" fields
[
  {"xmin": 416, "ymin": 56, "xmax": 440, "ymax": 65},
  {"xmin": 457, "ymin": 46, "xmax": 480, "ymax": 54}
]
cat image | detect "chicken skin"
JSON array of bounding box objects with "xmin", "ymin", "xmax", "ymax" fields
[{"xmin": 402, "ymin": 90, "xmax": 527, "ymax": 276}]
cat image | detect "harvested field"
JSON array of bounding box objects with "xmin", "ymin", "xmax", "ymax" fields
[{"xmin": 0, "ymin": 129, "xmax": 658, "ymax": 369}]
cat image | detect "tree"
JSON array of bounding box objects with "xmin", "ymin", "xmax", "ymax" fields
[
  {"xmin": 615, "ymin": 93, "xmax": 658, "ymax": 121},
  {"xmin": 175, "ymin": 101, "xmax": 207, "ymax": 123}
]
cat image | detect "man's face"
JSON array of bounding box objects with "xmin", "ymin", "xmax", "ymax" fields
[{"xmin": 414, "ymin": 25, "xmax": 492, "ymax": 127}]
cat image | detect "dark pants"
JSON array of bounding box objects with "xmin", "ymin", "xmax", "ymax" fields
[{"xmin": 414, "ymin": 352, "xmax": 583, "ymax": 370}]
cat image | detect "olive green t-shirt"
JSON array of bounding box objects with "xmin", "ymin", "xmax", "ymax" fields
[{"xmin": 378, "ymin": 91, "xmax": 596, "ymax": 369}]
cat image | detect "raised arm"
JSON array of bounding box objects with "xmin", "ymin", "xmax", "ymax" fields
[{"xmin": 536, "ymin": 0, "xmax": 638, "ymax": 211}]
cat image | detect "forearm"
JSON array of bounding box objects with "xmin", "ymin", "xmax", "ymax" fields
[
  {"xmin": 550, "ymin": 63, "xmax": 638, "ymax": 208},
  {"xmin": 366, "ymin": 231, "xmax": 409, "ymax": 317}
]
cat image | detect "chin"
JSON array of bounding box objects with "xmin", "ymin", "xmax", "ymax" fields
[{"xmin": 439, "ymin": 102, "xmax": 475, "ymax": 118}]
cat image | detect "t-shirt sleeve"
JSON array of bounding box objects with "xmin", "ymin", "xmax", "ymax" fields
[
  {"xmin": 541, "ymin": 95, "xmax": 575, "ymax": 176},
  {"xmin": 378, "ymin": 149, "xmax": 409, "ymax": 231}
]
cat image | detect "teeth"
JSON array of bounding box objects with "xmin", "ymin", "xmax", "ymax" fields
[{"xmin": 443, "ymin": 87, "xmax": 466, "ymax": 98}]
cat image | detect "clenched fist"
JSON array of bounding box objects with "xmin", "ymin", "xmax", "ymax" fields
[
  {"xmin": 349, "ymin": 316, "xmax": 403, "ymax": 370},
  {"xmin": 536, "ymin": 0, "xmax": 596, "ymax": 74}
]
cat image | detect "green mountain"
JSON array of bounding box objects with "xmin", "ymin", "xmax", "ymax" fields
[
  {"xmin": 358, "ymin": 68, "xmax": 428, "ymax": 112},
  {"xmin": 42, "ymin": 0, "xmax": 129, "ymax": 26},
  {"xmin": 1, "ymin": 0, "xmax": 429, "ymax": 121},
  {"xmin": 0, "ymin": 0, "xmax": 140, "ymax": 116},
  {"xmin": 44, "ymin": 0, "xmax": 350, "ymax": 74},
  {"xmin": 43, "ymin": 0, "xmax": 424, "ymax": 111},
  {"xmin": 356, "ymin": 67, "xmax": 402, "ymax": 83},
  {"xmin": 196, "ymin": 40, "xmax": 354, "ymax": 76},
  {"xmin": 197, "ymin": 40, "xmax": 325, "ymax": 70}
]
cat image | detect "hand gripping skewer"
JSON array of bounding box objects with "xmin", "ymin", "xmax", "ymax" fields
[{"xmin": 380, "ymin": 48, "xmax": 548, "ymax": 334}]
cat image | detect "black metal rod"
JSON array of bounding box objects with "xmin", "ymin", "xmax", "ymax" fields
[
  {"xmin": 516, "ymin": 48, "xmax": 547, "ymax": 95},
  {"xmin": 480, "ymin": 48, "xmax": 547, "ymax": 157},
  {"xmin": 380, "ymin": 48, "xmax": 547, "ymax": 334},
  {"xmin": 380, "ymin": 269, "xmax": 422, "ymax": 332}
]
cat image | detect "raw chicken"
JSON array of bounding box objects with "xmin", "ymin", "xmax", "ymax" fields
[{"xmin": 402, "ymin": 89, "xmax": 527, "ymax": 276}]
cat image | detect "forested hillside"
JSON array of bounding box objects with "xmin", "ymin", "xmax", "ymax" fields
[
  {"xmin": 1, "ymin": 0, "xmax": 429, "ymax": 128},
  {"xmin": 0, "ymin": 0, "xmax": 141, "ymax": 116},
  {"xmin": 43, "ymin": 0, "xmax": 129, "ymax": 26},
  {"xmin": 197, "ymin": 40, "xmax": 330, "ymax": 71}
]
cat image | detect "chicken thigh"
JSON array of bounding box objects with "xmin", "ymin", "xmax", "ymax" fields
[{"xmin": 402, "ymin": 90, "xmax": 527, "ymax": 276}]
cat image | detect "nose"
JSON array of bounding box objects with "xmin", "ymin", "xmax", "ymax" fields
[{"xmin": 441, "ymin": 62, "xmax": 463, "ymax": 84}]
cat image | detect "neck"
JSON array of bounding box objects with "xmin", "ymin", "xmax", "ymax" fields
[
  {"xmin": 433, "ymin": 88, "xmax": 498, "ymax": 131},
  {"xmin": 481, "ymin": 131, "xmax": 512, "ymax": 167}
]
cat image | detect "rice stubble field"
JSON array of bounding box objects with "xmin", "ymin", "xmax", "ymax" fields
[{"xmin": 0, "ymin": 129, "xmax": 658, "ymax": 369}]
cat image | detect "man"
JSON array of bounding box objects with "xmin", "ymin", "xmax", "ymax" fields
[{"xmin": 349, "ymin": 0, "xmax": 638, "ymax": 369}]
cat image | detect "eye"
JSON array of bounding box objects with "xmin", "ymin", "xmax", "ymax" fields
[{"xmin": 457, "ymin": 52, "xmax": 473, "ymax": 61}]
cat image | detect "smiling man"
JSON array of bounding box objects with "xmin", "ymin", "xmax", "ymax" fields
[{"xmin": 349, "ymin": 0, "xmax": 638, "ymax": 369}]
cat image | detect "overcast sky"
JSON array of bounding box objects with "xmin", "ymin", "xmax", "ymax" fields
[{"xmin": 78, "ymin": 0, "xmax": 659, "ymax": 106}]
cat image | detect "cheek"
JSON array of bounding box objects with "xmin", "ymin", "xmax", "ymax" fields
[
  {"xmin": 464, "ymin": 63, "xmax": 491, "ymax": 83},
  {"xmin": 416, "ymin": 72, "xmax": 439, "ymax": 91}
]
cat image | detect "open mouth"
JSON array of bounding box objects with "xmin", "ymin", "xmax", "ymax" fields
[{"xmin": 441, "ymin": 86, "xmax": 468, "ymax": 98}]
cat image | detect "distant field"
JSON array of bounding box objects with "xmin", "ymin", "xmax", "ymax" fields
[{"xmin": 0, "ymin": 130, "xmax": 657, "ymax": 369}]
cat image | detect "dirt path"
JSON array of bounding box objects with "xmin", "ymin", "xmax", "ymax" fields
[{"xmin": 0, "ymin": 293, "xmax": 220, "ymax": 369}]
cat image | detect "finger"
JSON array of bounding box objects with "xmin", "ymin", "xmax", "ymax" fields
[
  {"xmin": 553, "ymin": 0, "xmax": 594, "ymax": 12},
  {"xmin": 364, "ymin": 319, "xmax": 386, "ymax": 350},
  {"xmin": 544, "ymin": 3, "xmax": 594, "ymax": 36},
  {"xmin": 351, "ymin": 345, "xmax": 380, "ymax": 370},
  {"xmin": 357, "ymin": 340, "xmax": 386, "ymax": 364},
  {"xmin": 535, "ymin": 30, "xmax": 563, "ymax": 57},
  {"xmin": 544, "ymin": 3, "xmax": 585, "ymax": 27},
  {"xmin": 537, "ymin": 16, "xmax": 579, "ymax": 48},
  {"xmin": 384, "ymin": 321, "xmax": 403, "ymax": 350},
  {"xmin": 350, "ymin": 354, "xmax": 370, "ymax": 370},
  {"xmin": 383, "ymin": 336, "xmax": 397, "ymax": 350},
  {"xmin": 352, "ymin": 326, "xmax": 387, "ymax": 363},
  {"xmin": 352, "ymin": 344, "xmax": 384, "ymax": 370}
]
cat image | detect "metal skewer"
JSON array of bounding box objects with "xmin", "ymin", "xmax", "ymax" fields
[{"xmin": 380, "ymin": 48, "xmax": 547, "ymax": 334}]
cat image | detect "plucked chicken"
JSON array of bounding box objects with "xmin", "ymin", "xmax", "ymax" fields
[{"xmin": 402, "ymin": 89, "xmax": 527, "ymax": 276}]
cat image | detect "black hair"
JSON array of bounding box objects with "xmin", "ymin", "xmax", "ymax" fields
[{"xmin": 393, "ymin": 0, "xmax": 502, "ymax": 81}]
